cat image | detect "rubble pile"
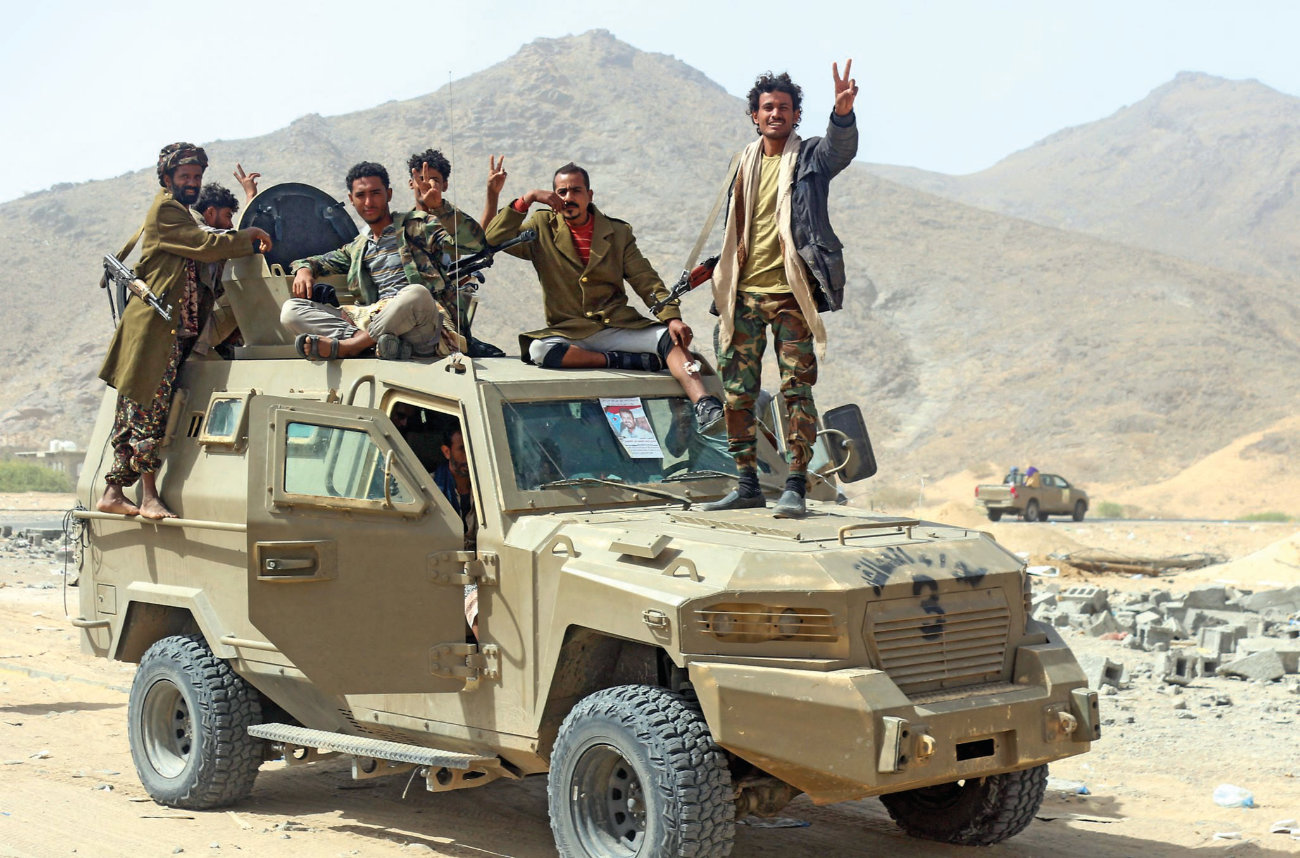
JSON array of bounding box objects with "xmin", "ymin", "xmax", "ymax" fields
[{"xmin": 1034, "ymin": 580, "xmax": 1300, "ymax": 685}]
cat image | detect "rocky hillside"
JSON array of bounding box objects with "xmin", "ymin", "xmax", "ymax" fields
[
  {"xmin": 868, "ymin": 72, "xmax": 1300, "ymax": 281},
  {"xmin": 1, "ymin": 33, "xmax": 1297, "ymax": 511}
]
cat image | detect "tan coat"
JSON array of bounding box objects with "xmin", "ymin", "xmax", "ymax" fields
[
  {"xmin": 486, "ymin": 203, "xmax": 679, "ymax": 347},
  {"xmin": 99, "ymin": 190, "xmax": 256, "ymax": 404}
]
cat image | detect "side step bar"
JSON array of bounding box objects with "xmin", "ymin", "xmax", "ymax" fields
[{"xmin": 248, "ymin": 723, "xmax": 494, "ymax": 770}]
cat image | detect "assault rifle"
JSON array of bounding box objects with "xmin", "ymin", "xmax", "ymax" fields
[
  {"xmin": 440, "ymin": 229, "xmax": 538, "ymax": 286},
  {"xmin": 102, "ymin": 254, "xmax": 172, "ymax": 323},
  {"xmin": 649, "ymin": 254, "xmax": 720, "ymax": 315}
]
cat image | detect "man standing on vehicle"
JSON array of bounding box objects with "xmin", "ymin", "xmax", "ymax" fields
[
  {"xmin": 282, "ymin": 161, "xmax": 487, "ymax": 361},
  {"xmin": 97, "ymin": 142, "xmax": 272, "ymax": 519},
  {"xmin": 700, "ymin": 61, "xmax": 859, "ymax": 518},
  {"xmin": 486, "ymin": 163, "xmax": 725, "ymax": 434}
]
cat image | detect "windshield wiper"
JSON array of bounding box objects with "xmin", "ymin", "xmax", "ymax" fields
[
  {"xmin": 662, "ymin": 469, "xmax": 734, "ymax": 483},
  {"xmin": 538, "ymin": 476, "xmax": 691, "ymax": 508}
]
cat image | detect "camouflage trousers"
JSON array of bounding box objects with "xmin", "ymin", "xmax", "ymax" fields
[
  {"xmin": 717, "ymin": 291, "xmax": 818, "ymax": 474},
  {"xmin": 105, "ymin": 338, "xmax": 187, "ymax": 487}
]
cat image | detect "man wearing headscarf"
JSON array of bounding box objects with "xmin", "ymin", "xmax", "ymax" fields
[{"xmin": 96, "ymin": 142, "xmax": 271, "ymax": 520}]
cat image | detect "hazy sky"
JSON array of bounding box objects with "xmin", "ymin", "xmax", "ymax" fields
[{"xmin": 3, "ymin": 0, "xmax": 1299, "ymax": 203}]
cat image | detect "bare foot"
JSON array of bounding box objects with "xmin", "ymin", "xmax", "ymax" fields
[
  {"xmin": 138, "ymin": 496, "xmax": 178, "ymax": 520},
  {"xmin": 97, "ymin": 487, "xmax": 140, "ymax": 516}
]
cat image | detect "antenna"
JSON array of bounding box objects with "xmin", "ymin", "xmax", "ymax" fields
[{"xmin": 446, "ymin": 70, "xmax": 462, "ymax": 351}]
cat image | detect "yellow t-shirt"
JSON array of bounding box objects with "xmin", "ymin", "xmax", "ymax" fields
[{"xmin": 739, "ymin": 155, "xmax": 790, "ymax": 293}]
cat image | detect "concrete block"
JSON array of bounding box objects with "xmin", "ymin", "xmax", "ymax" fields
[
  {"xmin": 1236, "ymin": 637, "xmax": 1300, "ymax": 673},
  {"xmin": 1086, "ymin": 612, "xmax": 1122, "ymax": 637},
  {"xmin": 1140, "ymin": 623, "xmax": 1177, "ymax": 651},
  {"xmin": 1052, "ymin": 613, "xmax": 1071, "ymax": 628},
  {"xmin": 1161, "ymin": 651, "xmax": 1198, "ymax": 685},
  {"xmin": 1239, "ymin": 586, "xmax": 1300, "ymax": 614},
  {"xmin": 1199, "ymin": 625, "xmax": 1247, "ymax": 655},
  {"xmin": 1150, "ymin": 590, "xmax": 1173, "ymax": 605},
  {"xmin": 1134, "ymin": 610, "xmax": 1163, "ymax": 628},
  {"xmin": 1079, "ymin": 655, "xmax": 1126, "ymax": 690},
  {"xmin": 1059, "ymin": 585, "xmax": 1109, "ymax": 614},
  {"xmin": 1197, "ymin": 653, "xmax": 1223, "ymax": 676},
  {"xmin": 1217, "ymin": 649, "xmax": 1287, "ymax": 682},
  {"xmin": 1113, "ymin": 610, "xmax": 1138, "ymax": 633},
  {"xmin": 1183, "ymin": 585, "xmax": 1228, "ymax": 610}
]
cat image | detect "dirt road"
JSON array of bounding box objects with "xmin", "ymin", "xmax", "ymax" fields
[{"xmin": 2, "ymin": 508, "xmax": 1299, "ymax": 857}]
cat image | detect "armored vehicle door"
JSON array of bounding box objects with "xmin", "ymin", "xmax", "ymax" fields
[{"xmin": 245, "ymin": 395, "xmax": 468, "ymax": 694}]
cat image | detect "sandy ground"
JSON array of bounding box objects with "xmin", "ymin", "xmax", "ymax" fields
[{"xmin": 1, "ymin": 493, "xmax": 1299, "ymax": 856}]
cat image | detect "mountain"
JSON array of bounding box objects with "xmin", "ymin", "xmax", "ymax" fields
[
  {"xmin": 0, "ymin": 33, "xmax": 1297, "ymax": 511},
  {"xmin": 867, "ymin": 72, "xmax": 1300, "ymax": 281}
]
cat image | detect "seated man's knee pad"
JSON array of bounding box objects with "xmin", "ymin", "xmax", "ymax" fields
[{"xmin": 530, "ymin": 340, "xmax": 570, "ymax": 368}]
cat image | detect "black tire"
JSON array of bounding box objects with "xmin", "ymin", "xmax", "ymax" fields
[
  {"xmin": 987, "ymin": 510, "xmax": 1003, "ymax": 522},
  {"xmin": 548, "ymin": 685, "xmax": 734, "ymax": 858},
  {"xmin": 1023, "ymin": 500, "xmax": 1041, "ymax": 522},
  {"xmin": 127, "ymin": 634, "xmax": 263, "ymax": 809},
  {"xmin": 1072, "ymin": 500, "xmax": 1087, "ymax": 522},
  {"xmin": 880, "ymin": 764, "xmax": 1048, "ymax": 846}
]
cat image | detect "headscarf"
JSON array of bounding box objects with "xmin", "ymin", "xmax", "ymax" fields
[{"xmin": 156, "ymin": 142, "xmax": 208, "ymax": 187}]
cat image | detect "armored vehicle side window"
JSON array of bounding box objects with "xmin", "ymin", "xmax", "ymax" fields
[
  {"xmin": 283, "ymin": 421, "xmax": 415, "ymax": 504},
  {"xmin": 502, "ymin": 396, "xmax": 733, "ymax": 491}
]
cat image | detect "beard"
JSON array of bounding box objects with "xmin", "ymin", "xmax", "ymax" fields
[{"xmin": 174, "ymin": 185, "xmax": 201, "ymax": 206}]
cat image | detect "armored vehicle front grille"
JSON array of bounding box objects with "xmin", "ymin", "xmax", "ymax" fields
[{"xmin": 865, "ymin": 591, "xmax": 1011, "ymax": 695}]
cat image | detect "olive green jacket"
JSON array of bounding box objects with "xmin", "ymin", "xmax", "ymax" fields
[
  {"xmin": 486, "ymin": 203, "xmax": 679, "ymax": 345},
  {"xmin": 289, "ymin": 204, "xmax": 486, "ymax": 306},
  {"xmin": 99, "ymin": 190, "xmax": 257, "ymax": 404}
]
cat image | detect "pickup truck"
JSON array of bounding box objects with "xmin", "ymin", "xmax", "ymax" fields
[{"xmin": 975, "ymin": 472, "xmax": 1089, "ymax": 522}]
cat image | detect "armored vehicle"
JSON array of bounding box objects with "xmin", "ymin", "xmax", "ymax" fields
[{"xmin": 73, "ymin": 185, "xmax": 1098, "ymax": 858}]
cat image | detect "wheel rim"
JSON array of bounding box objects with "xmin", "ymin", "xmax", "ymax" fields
[
  {"xmin": 140, "ymin": 678, "xmax": 193, "ymax": 778},
  {"xmin": 570, "ymin": 742, "xmax": 646, "ymax": 856}
]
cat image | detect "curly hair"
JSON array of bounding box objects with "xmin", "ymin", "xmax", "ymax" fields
[
  {"xmin": 345, "ymin": 161, "xmax": 390, "ymax": 192},
  {"xmin": 746, "ymin": 71, "xmax": 803, "ymax": 115},
  {"xmin": 407, "ymin": 149, "xmax": 452, "ymax": 180},
  {"xmin": 195, "ymin": 183, "xmax": 239, "ymax": 215}
]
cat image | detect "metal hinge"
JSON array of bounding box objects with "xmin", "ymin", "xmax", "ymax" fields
[
  {"xmin": 429, "ymin": 551, "xmax": 498, "ymax": 586},
  {"xmin": 431, "ymin": 642, "xmax": 500, "ymax": 680}
]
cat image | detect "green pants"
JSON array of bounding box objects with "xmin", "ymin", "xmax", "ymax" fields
[{"xmin": 717, "ymin": 292, "xmax": 818, "ymax": 474}]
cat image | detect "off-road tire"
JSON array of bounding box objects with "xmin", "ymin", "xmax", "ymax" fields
[
  {"xmin": 128, "ymin": 634, "xmax": 263, "ymax": 809},
  {"xmin": 987, "ymin": 510, "xmax": 1003, "ymax": 522},
  {"xmin": 1072, "ymin": 500, "xmax": 1087, "ymax": 522},
  {"xmin": 548, "ymin": 684, "xmax": 734, "ymax": 858},
  {"xmin": 1023, "ymin": 500, "xmax": 1042, "ymax": 522},
  {"xmin": 879, "ymin": 764, "xmax": 1048, "ymax": 846}
]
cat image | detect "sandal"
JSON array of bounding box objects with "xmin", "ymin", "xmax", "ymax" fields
[{"xmin": 294, "ymin": 333, "xmax": 341, "ymax": 361}]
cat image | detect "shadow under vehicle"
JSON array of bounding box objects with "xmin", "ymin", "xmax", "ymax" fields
[{"xmin": 73, "ymin": 184, "xmax": 1099, "ymax": 858}]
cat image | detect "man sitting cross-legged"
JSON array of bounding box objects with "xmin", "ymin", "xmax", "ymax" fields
[{"xmin": 282, "ymin": 160, "xmax": 486, "ymax": 360}]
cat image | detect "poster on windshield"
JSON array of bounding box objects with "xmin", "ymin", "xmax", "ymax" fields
[{"xmin": 600, "ymin": 397, "xmax": 663, "ymax": 459}]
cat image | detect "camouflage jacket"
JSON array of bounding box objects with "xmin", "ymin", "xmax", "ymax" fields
[{"xmin": 290, "ymin": 203, "xmax": 486, "ymax": 306}]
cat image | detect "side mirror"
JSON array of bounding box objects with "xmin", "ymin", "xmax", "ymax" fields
[{"xmin": 817, "ymin": 404, "xmax": 877, "ymax": 483}]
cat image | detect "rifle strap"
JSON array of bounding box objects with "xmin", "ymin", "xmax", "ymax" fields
[{"xmin": 681, "ymin": 152, "xmax": 742, "ymax": 273}]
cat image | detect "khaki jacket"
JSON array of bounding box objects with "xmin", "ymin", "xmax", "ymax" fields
[
  {"xmin": 99, "ymin": 190, "xmax": 256, "ymax": 404},
  {"xmin": 486, "ymin": 203, "xmax": 679, "ymax": 347}
]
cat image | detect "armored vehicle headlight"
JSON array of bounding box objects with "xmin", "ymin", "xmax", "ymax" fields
[{"xmin": 696, "ymin": 603, "xmax": 836, "ymax": 644}]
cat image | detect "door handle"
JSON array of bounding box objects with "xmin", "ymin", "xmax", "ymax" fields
[{"xmin": 264, "ymin": 557, "xmax": 316, "ymax": 572}]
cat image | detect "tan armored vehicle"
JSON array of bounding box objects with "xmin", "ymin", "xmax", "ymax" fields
[{"xmin": 73, "ymin": 185, "xmax": 1098, "ymax": 858}]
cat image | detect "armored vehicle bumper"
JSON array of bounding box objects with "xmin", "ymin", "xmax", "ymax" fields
[{"xmin": 689, "ymin": 640, "xmax": 1097, "ymax": 804}]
